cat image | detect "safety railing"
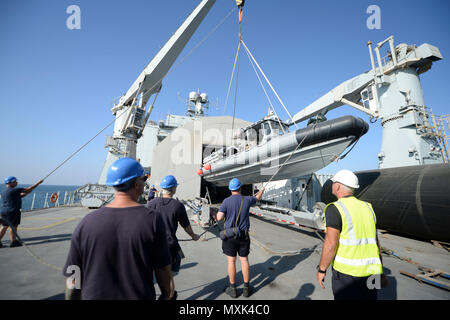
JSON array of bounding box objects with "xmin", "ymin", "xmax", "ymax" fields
[{"xmin": 0, "ymin": 190, "xmax": 81, "ymax": 212}]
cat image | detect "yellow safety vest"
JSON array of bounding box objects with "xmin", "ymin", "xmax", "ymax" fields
[{"xmin": 325, "ymin": 196, "xmax": 383, "ymax": 277}]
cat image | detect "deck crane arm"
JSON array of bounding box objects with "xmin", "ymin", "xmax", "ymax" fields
[
  {"xmin": 104, "ymin": 0, "xmax": 215, "ymax": 158},
  {"xmin": 288, "ymin": 70, "xmax": 377, "ymax": 125},
  {"xmin": 287, "ymin": 36, "xmax": 444, "ymax": 170},
  {"xmin": 97, "ymin": 0, "xmax": 216, "ymax": 184},
  {"xmin": 288, "ymin": 36, "xmax": 442, "ymax": 126},
  {"xmin": 111, "ymin": 0, "xmax": 216, "ymax": 139}
]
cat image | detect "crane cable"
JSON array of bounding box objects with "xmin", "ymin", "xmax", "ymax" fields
[
  {"xmin": 226, "ymin": 0, "xmax": 298, "ymax": 140},
  {"xmin": 240, "ymin": 39, "xmax": 299, "ymax": 129},
  {"xmin": 243, "ymin": 39, "xmax": 286, "ymax": 134},
  {"xmin": 225, "ymin": 3, "xmax": 245, "ymax": 134},
  {"xmin": 224, "ymin": 1, "xmax": 310, "ymax": 191}
]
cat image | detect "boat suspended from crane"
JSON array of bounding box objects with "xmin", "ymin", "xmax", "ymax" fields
[{"xmin": 200, "ymin": 112, "xmax": 368, "ymax": 186}]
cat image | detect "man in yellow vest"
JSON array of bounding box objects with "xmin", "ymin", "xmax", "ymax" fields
[{"xmin": 316, "ymin": 169, "xmax": 388, "ymax": 300}]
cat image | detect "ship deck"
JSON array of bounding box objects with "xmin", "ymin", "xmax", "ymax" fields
[{"xmin": 0, "ymin": 206, "xmax": 449, "ymax": 300}]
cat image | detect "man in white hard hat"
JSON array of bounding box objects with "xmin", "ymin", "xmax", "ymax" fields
[{"xmin": 316, "ymin": 169, "xmax": 388, "ymax": 300}]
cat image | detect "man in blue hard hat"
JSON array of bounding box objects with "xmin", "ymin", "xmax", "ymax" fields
[
  {"xmin": 0, "ymin": 176, "xmax": 44, "ymax": 248},
  {"xmin": 147, "ymin": 174, "xmax": 200, "ymax": 299},
  {"xmin": 216, "ymin": 178, "xmax": 265, "ymax": 298},
  {"xmin": 62, "ymin": 157, "xmax": 173, "ymax": 300}
]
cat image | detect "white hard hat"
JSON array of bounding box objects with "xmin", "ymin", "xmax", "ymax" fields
[{"xmin": 331, "ymin": 169, "xmax": 359, "ymax": 189}]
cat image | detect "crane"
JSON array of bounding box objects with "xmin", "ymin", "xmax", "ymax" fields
[
  {"xmin": 288, "ymin": 36, "xmax": 445, "ymax": 169},
  {"xmin": 98, "ymin": 0, "xmax": 216, "ymax": 184}
]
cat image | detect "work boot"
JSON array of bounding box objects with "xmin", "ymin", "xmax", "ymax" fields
[
  {"xmin": 243, "ymin": 285, "xmax": 252, "ymax": 297},
  {"xmin": 225, "ymin": 285, "xmax": 237, "ymax": 298},
  {"xmin": 10, "ymin": 240, "xmax": 22, "ymax": 248}
]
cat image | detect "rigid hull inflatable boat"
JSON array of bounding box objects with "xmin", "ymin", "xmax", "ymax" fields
[{"xmin": 202, "ymin": 115, "xmax": 369, "ymax": 186}]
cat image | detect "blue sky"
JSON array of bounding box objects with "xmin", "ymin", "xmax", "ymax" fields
[{"xmin": 1, "ymin": 0, "xmax": 449, "ymax": 185}]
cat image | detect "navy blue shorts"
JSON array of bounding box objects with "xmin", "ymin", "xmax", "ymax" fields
[
  {"xmin": 222, "ymin": 233, "xmax": 250, "ymax": 257},
  {"xmin": 1, "ymin": 212, "xmax": 21, "ymax": 227}
]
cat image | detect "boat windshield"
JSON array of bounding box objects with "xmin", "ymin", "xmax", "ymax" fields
[{"xmin": 270, "ymin": 121, "xmax": 286, "ymax": 136}]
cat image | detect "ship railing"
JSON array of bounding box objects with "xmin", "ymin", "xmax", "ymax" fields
[
  {"xmin": 0, "ymin": 190, "xmax": 81, "ymax": 213},
  {"xmin": 430, "ymin": 111, "xmax": 450, "ymax": 163},
  {"xmin": 415, "ymin": 107, "xmax": 449, "ymax": 163}
]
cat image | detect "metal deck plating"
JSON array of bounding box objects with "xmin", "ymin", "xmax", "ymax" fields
[{"xmin": 0, "ymin": 206, "xmax": 448, "ymax": 300}]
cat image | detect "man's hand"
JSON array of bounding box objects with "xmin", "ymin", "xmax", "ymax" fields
[
  {"xmin": 255, "ymin": 187, "xmax": 265, "ymax": 201},
  {"xmin": 317, "ymin": 271, "xmax": 326, "ymax": 289},
  {"xmin": 191, "ymin": 233, "xmax": 200, "ymax": 241}
]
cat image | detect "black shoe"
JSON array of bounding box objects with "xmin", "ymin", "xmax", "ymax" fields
[
  {"xmin": 225, "ymin": 286, "xmax": 237, "ymax": 298},
  {"xmin": 0, "ymin": 242, "xmax": 3, "ymax": 248},
  {"xmin": 243, "ymin": 286, "xmax": 252, "ymax": 297},
  {"xmin": 170, "ymin": 290, "xmax": 178, "ymax": 300},
  {"xmin": 10, "ymin": 240, "xmax": 22, "ymax": 248}
]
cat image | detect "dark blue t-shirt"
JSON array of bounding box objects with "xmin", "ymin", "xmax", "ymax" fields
[
  {"xmin": 146, "ymin": 197, "xmax": 190, "ymax": 256},
  {"xmin": 62, "ymin": 205, "xmax": 171, "ymax": 300},
  {"xmin": 219, "ymin": 194, "xmax": 257, "ymax": 231},
  {"xmin": 1, "ymin": 187, "xmax": 25, "ymax": 214}
]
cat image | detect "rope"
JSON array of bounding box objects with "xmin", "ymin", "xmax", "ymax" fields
[
  {"xmin": 337, "ymin": 124, "xmax": 367, "ymax": 160},
  {"xmin": 178, "ymin": 229, "xmax": 209, "ymax": 242},
  {"xmin": 42, "ymin": 106, "xmax": 131, "ymax": 181},
  {"xmin": 250, "ymin": 235, "xmax": 321, "ymax": 256},
  {"xmin": 1, "ymin": 217, "xmax": 63, "ymax": 272},
  {"xmin": 240, "ymin": 39, "xmax": 299, "ymax": 129},
  {"xmin": 294, "ymin": 174, "xmax": 313, "ymax": 211}
]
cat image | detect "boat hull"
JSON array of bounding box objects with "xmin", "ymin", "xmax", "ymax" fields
[{"xmin": 203, "ymin": 116, "xmax": 368, "ymax": 186}]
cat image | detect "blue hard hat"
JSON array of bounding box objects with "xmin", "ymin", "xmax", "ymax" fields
[
  {"xmin": 228, "ymin": 178, "xmax": 242, "ymax": 191},
  {"xmin": 160, "ymin": 175, "xmax": 178, "ymax": 189},
  {"xmin": 4, "ymin": 176, "xmax": 17, "ymax": 184},
  {"xmin": 106, "ymin": 157, "xmax": 144, "ymax": 187}
]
